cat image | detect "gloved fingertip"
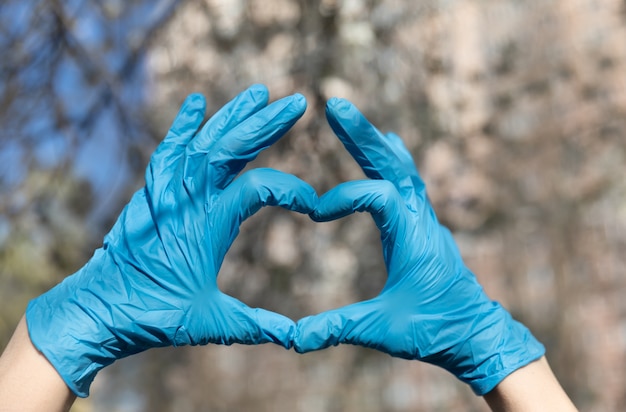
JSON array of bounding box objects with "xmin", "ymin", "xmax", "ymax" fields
[
  {"xmin": 326, "ymin": 96, "xmax": 352, "ymax": 112},
  {"xmin": 183, "ymin": 93, "xmax": 207, "ymax": 112},
  {"xmin": 292, "ymin": 333, "xmax": 326, "ymax": 354},
  {"xmin": 259, "ymin": 93, "xmax": 306, "ymax": 120},
  {"xmin": 300, "ymin": 182, "xmax": 319, "ymax": 210},
  {"xmin": 246, "ymin": 84, "xmax": 270, "ymax": 103},
  {"xmin": 292, "ymin": 325, "xmax": 307, "ymax": 354},
  {"xmin": 292, "ymin": 314, "xmax": 343, "ymax": 353},
  {"xmin": 297, "ymin": 198, "xmax": 318, "ymax": 216},
  {"xmin": 290, "ymin": 93, "xmax": 307, "ymax": 111},
  {"xmin": 269, "ymin": 322, "xmax": 296, "ymax": 350},
  {"xmin": 292, "ymin": 319, "xmax": 310, "ymax": 353},
  {"xmin": 166, "ymin": 93, "xmax": 207, "ymax": 139},
  {"xmin": 280, "ymin": 183, "xmax": 318, "ymax": 214},
  {"xmin": 308, "ymin": 210, "xmax": 328, "ymax": 223},
  {"xmin": 254, "ymin": 308, "xmax": 297, "ymax": 349}
]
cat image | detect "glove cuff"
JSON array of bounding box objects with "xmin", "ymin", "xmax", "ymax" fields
[
  {"xmin": 446, "ymin": 301, "xmax": 546, "ymax": 396},
  {"xmin": 25, "ymin": 247, "xmax": 166, "ymax": 397}
]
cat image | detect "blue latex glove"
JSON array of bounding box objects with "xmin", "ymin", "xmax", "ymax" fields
[
  {"xmin": 294, "ymin": 98, "xmax": 545, "ymax": 395},
  {"xmin": 26, "ymin": 85, "xmax": 317, "ymax": 397}
]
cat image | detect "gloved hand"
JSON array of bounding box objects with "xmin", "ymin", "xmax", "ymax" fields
[
  {"xmin": 294, "ymin": 98, "xmax": 545, "ymax": 395},
  {"xmin": 26, "ymin": 85, "xmax": 317, "ymax": 397}
]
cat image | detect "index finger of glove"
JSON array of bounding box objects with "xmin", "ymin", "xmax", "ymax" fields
[
  {"xmin": 186, "ymin": 84, "xmax": 269, "ymax": 156},
  {"xmin": 207, "ymin": 93, "xmax": 307, "ymax": 189},
  {"xmin": 325, "ymin": 98, "xmax": 426, "ymax": 206},
  {"xmin": 310, "ymin": 180, "xmax": 406, "ymax": 234},
  {"xmin": 218, "ymin": 168, "xmax": 318, "ymax": 232}
]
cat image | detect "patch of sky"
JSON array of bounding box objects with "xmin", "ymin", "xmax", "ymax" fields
[
  {"xmin": 0, "ymin": 0, "xmax": 32, "ymax": 39},
  {"xmin": 1, "ymin": 0, "xmax": 173, "ymax": 219},
  {"xmin": 73, "ymin": 105, "xmax": 132, "ymax": 218},
  {"xmin": 22, "ymin": 109, "xmax": 68, "ymax": 169},
  {"xmin": 53, "ymin": 55, "xmax": 99, "ymax": 122},
  {"xmin": 62, "ymin": 0, "xmax": 90, "ymax": 17},
  {"xmin": 1, "ymin": 94, "xmax": 45, "ymax": 140},
  {"xmin": 0, "ymin": 141, "xmax": 27, "ymax": 190},
  {"xmin": 119, "ymin": 58, "xmax": 148, "ymax": 108},
  {"xmin": 71, "ymin": 2, "xmax": 106, "ymax": 49},
  {"xmin": 34, "ymin": 132, "xmax": 68, "ymax": 170}
]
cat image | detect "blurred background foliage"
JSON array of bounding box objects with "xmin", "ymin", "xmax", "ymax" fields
[{"xmin": 1, "ymin": 0, "xmax": 626, "ymax": 411}]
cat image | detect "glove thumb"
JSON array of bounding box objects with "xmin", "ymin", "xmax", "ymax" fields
[
  {"xmin": 173, "ymin": 294, "xmax": 296, "ymax": 349},
  {"xmin": 293, "ymin": 300, "xmax": 380, "ymax": 353}
]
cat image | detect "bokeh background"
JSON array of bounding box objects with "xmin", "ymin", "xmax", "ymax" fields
[{"xmin": 1, "ymin": 0, "xmax": 626, "ymax": 411}]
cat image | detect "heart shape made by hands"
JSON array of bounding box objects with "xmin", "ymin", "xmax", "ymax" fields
[{"xmin": 25, "ymin": 85, "xmax": 545, "ymax": 398}]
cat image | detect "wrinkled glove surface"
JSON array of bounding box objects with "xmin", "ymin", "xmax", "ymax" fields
[
  {"xmin": 294, "ymin": 98, "xmax": 545, "ymax": 395},
  {"xmin": 26, "ymin": 85, "xmax": 317, "ymax": 397}
]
